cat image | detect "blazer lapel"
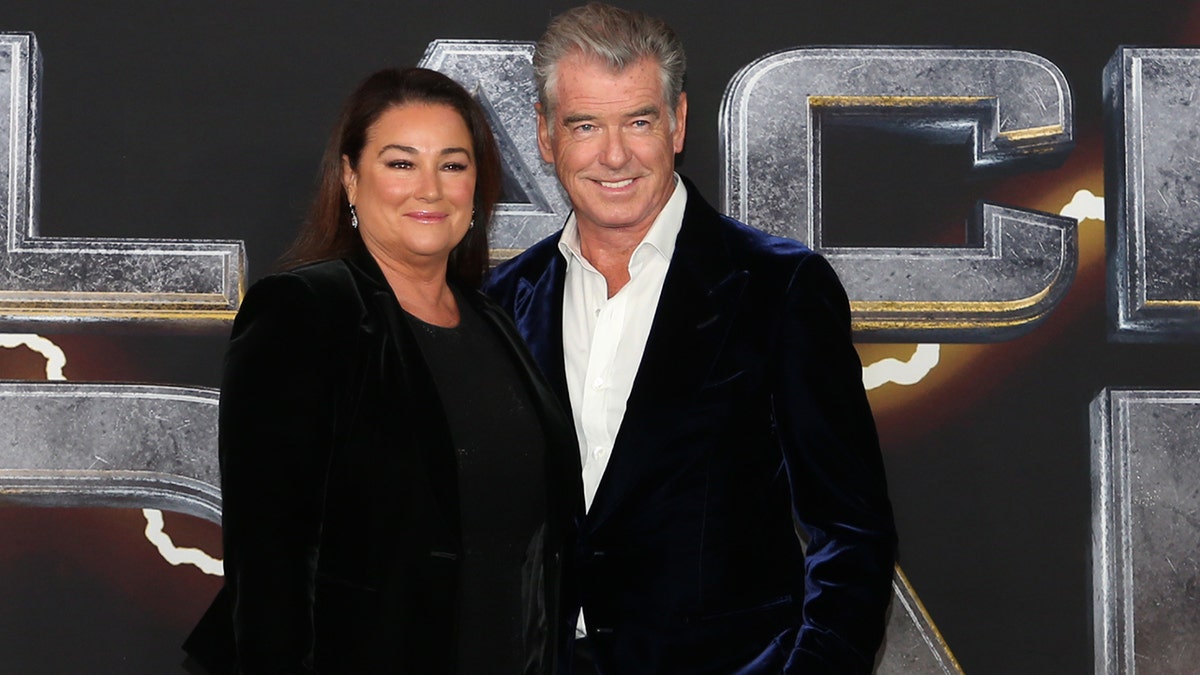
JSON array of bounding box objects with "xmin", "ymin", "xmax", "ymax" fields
[
  {"xmin": 585, "ymin": 186, "xmax": 749, "ymax": 529},
  {"xmin": 348, "ymin": 248, "xmax": 462, "ymax": 540},
  {"xmin": 511, "ymin": 253, "xmax": 571, "ymax": 408}
]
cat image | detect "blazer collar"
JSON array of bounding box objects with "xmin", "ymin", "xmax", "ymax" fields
[{"xmin": 345, "ymin": 241, "xmax": 393, "ymax": 292}]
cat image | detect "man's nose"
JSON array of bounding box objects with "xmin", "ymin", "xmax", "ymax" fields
[{"xmin": 599, "ymin": 130, "xmax": 631, "ymax": 168}]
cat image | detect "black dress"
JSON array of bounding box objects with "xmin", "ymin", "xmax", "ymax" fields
[{"xmin": 406, "ymin": 293, "xmax": 548, "ymax": 674}]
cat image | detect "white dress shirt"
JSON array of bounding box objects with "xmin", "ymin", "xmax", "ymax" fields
[
  {"xmin": 559, "ymin": 175, "xmax": 686, "ymax": 638},
  {"xmin": 558, "ymin": 175, "xmax": 687, "ymax": 513}
]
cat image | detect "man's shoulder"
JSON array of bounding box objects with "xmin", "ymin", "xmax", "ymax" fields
[
  {"xmin": 482, "ymin": 231, "xmax": 563, "ymax": 300},
  {"xmin": 690, "ymin": 207, "xmax": 822, "ymax": 285}
]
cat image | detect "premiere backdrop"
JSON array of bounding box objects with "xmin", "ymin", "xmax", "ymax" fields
[{"xmin": 2, "ymin": 1, "xmax": 1200, "ymax": 673}]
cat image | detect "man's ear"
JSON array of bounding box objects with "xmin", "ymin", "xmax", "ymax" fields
[
  {"xmin": 341, "ymin": 154, "xmax": 357, "ymax": 204},
  {"xmin": 672, "ymin": 92, "xmax": 688, "ymax": 154},
  {"xmin": 536, "ymin": 103, "xmax": 554, "ymax": 164}
]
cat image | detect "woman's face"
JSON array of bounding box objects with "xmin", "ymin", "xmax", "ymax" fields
[{"xmin": 342, "ymin": 103, "xmax": 476, "ymax": 272}]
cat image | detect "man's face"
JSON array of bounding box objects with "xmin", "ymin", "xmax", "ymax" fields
[{"xmin": 538, "ymin": 54, "xmax": 687, "ymax": 240}]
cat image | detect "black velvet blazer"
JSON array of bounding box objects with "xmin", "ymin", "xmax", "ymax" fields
[
  {"xmin": 184, "ymin": 247, "xmax": 583, "ymax": 675},
  {"xmin": 484, "ymin": 177, "xmax": 897, "ymax": 675}
]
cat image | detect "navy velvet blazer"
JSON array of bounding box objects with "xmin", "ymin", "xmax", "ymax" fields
[
  {"xmin": 483, "ymin": 177, "xmax": 897, "ymax": 674},
  {"xmin": 184, "ymin": 248, "xmax": 583, "ymax": 674}
]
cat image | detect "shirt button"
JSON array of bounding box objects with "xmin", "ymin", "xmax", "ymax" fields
[
  {"xmin": 592, "ymin": 446, "xmax": 605, "ymax": 458},
  {"xmin": 592, "ymin": 377, "xmax": 604, "ymax": 389}
]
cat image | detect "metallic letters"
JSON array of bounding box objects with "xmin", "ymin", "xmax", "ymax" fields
[
  {"xmin": 0, "ymin": 34, "xmax": 245, "ymax": 330},
  {"xmin": 1104, "ymin": 48, "xmax": 1200, "ymax": 341},
  {"xmin": 0, "ymin": 381, "xmax": 221, "ymax": 524},
  {"xmin": 1091, "ymin": 389, "xmax": 1200, "ymax": 674},
  {"xmin": 720, "ymin": 48, "xmax": 1077, "ymax": 341}
]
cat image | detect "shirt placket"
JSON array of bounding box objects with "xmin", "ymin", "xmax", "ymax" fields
[{"xmin": 579, "ymin": 289, "xmax": 625, "ymax": 512}]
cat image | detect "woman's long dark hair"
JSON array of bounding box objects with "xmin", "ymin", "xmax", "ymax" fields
[{"xmin": 279, "ymin": 67, "xmax": 501, "ymax": 289}]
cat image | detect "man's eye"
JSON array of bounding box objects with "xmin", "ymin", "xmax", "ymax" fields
[
  {"xmin": 574, "ymin": 123, "xmax": 595, "ymax": 133},
  {"xmin": 632, "ymin": 119, "xmax": 651, "ymax": 128}
]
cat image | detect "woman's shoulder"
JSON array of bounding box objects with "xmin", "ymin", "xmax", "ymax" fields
[
  {"xmin": 249, "ymin": 259, "xmax": 362, "ymax": 300},
  {"xmin": 238, "ymin": 259, "xmax": 366, "ymax": 327},
  {"xmin": 265, "ymin": 257, "xmax": 355, "ymax": 289}
]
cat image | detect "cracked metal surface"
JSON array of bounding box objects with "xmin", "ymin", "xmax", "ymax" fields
[
  {"xmin": 0, "ymin": 33, "xmax": 245, "ymax": 330},
  {"xmin": 0, "ymin": 381, "xmax": 220, "ymax": 523},
  {"xmin": 721, "ymin": 48, "xmax": 1076, "ymax": 341},
  {"xmin": 1105, "ymin": 48, "xmax": 1200, "ymax": 341},
  {"xmin": 1091, "ymin": 389, "xmax": 1200, "ymax": 674}
]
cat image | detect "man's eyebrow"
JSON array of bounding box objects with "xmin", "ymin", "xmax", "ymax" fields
[
  {"xmin": 561, "ymin": 113, "xmax": 598, "ymax": 126},
  {"xmin": 625, "ymin": 105, "xmax": 661, "ymax": 119},
  {"xmin": 561, "ymin": 106, "xmax": 661, "ymax": 126}
]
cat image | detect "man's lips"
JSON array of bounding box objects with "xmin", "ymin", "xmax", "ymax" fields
[{"xmin": 593, "ymin": 177, "xmax": 636, "ymax": 189}]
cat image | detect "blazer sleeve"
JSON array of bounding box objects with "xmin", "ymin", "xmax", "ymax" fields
[
  {"xmin": 771, "ymin": 253, "xmax": 897, "ymax": 674},
  {"xmin": 219, "ymin": 273, "xmax": 339, "ymax": 674}
]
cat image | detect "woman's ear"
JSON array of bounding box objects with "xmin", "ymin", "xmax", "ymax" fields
[{"xmin": 341, "ymin": 154, "xmax": 357, "ymax": 204}]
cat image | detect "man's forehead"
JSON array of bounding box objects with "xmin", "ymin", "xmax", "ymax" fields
[
  {"xmin": 556, "ymin": 52, "xmax": 658, "ymax": 86},
  {"xmin": 552, "ymin": 56, "xmax": 666, "ymax": 109}
]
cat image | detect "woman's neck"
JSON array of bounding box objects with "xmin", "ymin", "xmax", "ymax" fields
[{"xmin": 372, "ymin": 252, "xmax": 460, "ymax": 328}]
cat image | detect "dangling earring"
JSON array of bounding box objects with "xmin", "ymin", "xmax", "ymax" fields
[
  {"xmin": 468, "ymin": 209, "xmax": 476, "ymax": 230},
  {"xmin": 349, "ymin": 204, "xmax": 359, "ymax": 229}
]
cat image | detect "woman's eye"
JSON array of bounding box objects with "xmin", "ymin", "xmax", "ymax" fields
[
  {"xmin": 442, "ymin": 162, "xmax": 468, "ymax": 172},
  {"xmin": 387, "ymin": 160, "xmax": 413, "ymax": 169}
]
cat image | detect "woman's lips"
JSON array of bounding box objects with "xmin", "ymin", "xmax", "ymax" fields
[{"xmin": 406, "ymin": 211, "xmax": 448, "ymax": 222}]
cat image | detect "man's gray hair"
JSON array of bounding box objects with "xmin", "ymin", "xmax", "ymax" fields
[{"xmin": 533, "ymin": 3, "xmax": 686, "ymax": 125}]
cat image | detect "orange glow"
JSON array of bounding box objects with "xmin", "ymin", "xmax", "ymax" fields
[{"xmin": 864, "ymin": 133, "xmax": 1107, "ymax": 451}]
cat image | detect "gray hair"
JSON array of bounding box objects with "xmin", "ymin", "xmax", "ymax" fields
[{"xmin": 533, "ymin": 3, "xmax": 686, "ymax": 126}]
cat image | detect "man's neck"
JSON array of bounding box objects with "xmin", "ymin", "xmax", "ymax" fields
[{"xmin": 576, "ymin": 222, "xmax": 650, "ymax": 298}]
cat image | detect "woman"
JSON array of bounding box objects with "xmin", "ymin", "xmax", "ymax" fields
[{"xmin": 183, "ymin": 68, "xmax": 582, "ymax": 675}]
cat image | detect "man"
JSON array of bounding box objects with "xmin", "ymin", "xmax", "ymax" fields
[{"xmin": 484, "ymin": 4, "xmax": 897, "ymax": 673}]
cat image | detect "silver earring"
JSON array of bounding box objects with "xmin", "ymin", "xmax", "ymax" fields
[
  {"xmin": 349, "ymin": 204, "xmax": 359, "ymax": 229},
  {"xmin": 469, "ymin": 218, "xmax": 475, "ymax": 230}
]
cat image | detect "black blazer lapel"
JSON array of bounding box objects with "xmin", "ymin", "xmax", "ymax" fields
[
  {"xmin": 585, "ymin": 183, "xmax": 749, "ymax": 528},
  {"xmin": 511, "ymin": 254, "xmax": 571, "ymax": 408},
  {"xmin": 347, "ymin": 248, "xmax": 463, "ymax": 542}
]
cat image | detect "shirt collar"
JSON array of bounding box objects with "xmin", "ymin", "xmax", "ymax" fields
[{"xmin": 558, "ymin": 173, "xmax": 687, "ymax": 271}]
